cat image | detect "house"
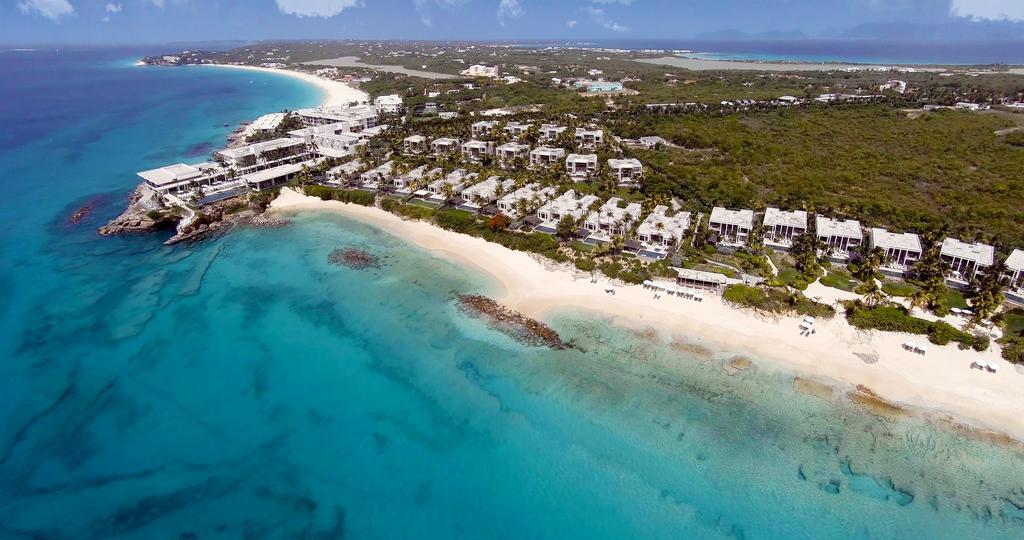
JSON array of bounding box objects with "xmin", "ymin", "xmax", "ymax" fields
[
  {"xmin": 326, "ymin": 159, "xmax": 364, "ymax": 185},
  {"xmin": 940, "ymin": 238, "xmax": 994, "ymax": 283},
  {"xmin": 636, "ymin": 205, "xmax": 691, "ymax": 259},
  {"xmin": 535, "ymin": 190, "xmax": 600, "ymax": 234},
  {"xmin": 762, "ymin": 208, "xmax": 808, "ymax": 248},
  {"xmin": 496, "ymin": 142, "xmax": 530, "ymax": 165},
  {"xmin": 358, "ymin": 161, "xmax": 394, "ymax": 190},
  {"xmin": 431, "ymin": 137, "xmax": 460, "ymax": 156},
  {"xmin": 461, "ymin": 140, "xmax": 496, "ymax": 161},
  {"xmin": 312, "ymin": 132, "xmax": 363, "ymax": 157},
  {"xmin": 539, "ymin": 123, "xmax": 567, "ymax": 142},
  {"xmin": 215, "ymin": 138, "xmax": 308, "ymax": 171},
  {"xmin": 296, "ymin": 104, "xmax": 377, "ymax": 130},
  {"xmin": 869, "ymin": 228, "xmax": 922, "ymax": 274},
  {"xmin": 1004, "ymin": 249, "xmax": 1024, "ymax": 291},
  {"xmin": 460, "ymin": 64, "xmax": 500, "ymax": 78},
  {"xmin": 579, "ymin": 81, "xmax": 624, "ymax": 93},
  {"xmin": 471, "ymin": 120, "xmax": 497, "ymax": 138},
  {"xmin": 392, "ymin": 165, "xmax": 441, "ymax": 194},
  {"xmin": 583, "ymin": 198, "xmax": 642, "ymax": 243},
  {"xmin": 496, "ymin": 183, "xmax": 557, "ymax": 217},
  {"xmin": 575, "ymin": 128, "xmax": 604, "ymax": 148},
  {"xmin": 634, "ymin": 136, "xmax": 669, "ymax": 149},
  {"xmin": 137, "ymin": 162, "xmax": 228, "ymax": 195},
  {"xmin": 459, "ymin": 175, "xmax": 515, "ymax": 212},
  {"xmin": 676, "ymin": 268, "xmax": 729, "ymax": 293},
  {"xmin": 428, "ymin": 169, "xmax": 477, "ymax": 201},
  {"xmin": 815, "ymin": 216, "xmax": 863, "ymax": 260},
  {"xmin": 373, "ymin": 94, "xmax": 404, "ymax": 114},
  {"xmin": 530, "ymin": 146, "xmax": 565, "ymax": 167},
  {"xmin": 709, "ymin": 207, "xmax": 755, "ymax": 245},
  {"xmin": 607, "ymin": 158, "xmax": 643, "ymax": 187},
  {"xmin": 404, "ymin": 135, "xmax": 427, "ymax": 154},
  {"xmin": 241, "ymin": 161, "xmax": 309, "ymax": 191},
  {"xmin": 504, "ymin": 122, "xmax": 530, "ymax": 138},
  {"xmin": 566, "ymin": 153, "xmax": 598, "ymax": 178}
]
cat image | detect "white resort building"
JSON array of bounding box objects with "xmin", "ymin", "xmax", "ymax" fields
[
  {"xmin": 1004, "ymin": 250, "xmax": 1024, "ymax": 301},
  {"xmin": 940, "ymin": 238, "xmax": 994, "ymax": 283},
  {"xmin": 392, "ymin": 165, "xmax": 441, "ymax": 194},
  {"xmin": 297, "ymin": 105, "xmax": 377, "ymax": 131},
  {"xmin": 471, "ymin": 120, "xmax": 497, "ymax": 138},
  {"xmin": 359, "ymin": 161, "xmax": 395, "ymax": 190},
  {"xmin": 709, "ymin": 207, "xmax": 755, "ymax": 246},
  {"xmin": 636, "ymin": 205, "xmax": 691, "ymax": 259},
  {"xmin": 496, "ymin": 183, "xmax": 558, "ymax": 217},
  {"xmin": 459, "ymin": 175, "xmax": 515, "ymax": 212},
  {"xmin": 432, "ymin": 137, "xmax": 460, "ymax": 156},
  {"xmin": 496, "ymin": 142, "xmax": 530, "ymax": 164},
  {"xmin": 566, "ymin": 153, "xmax": 598, "ymax": 178},
  {"xmin": 373, "ymin": 94, "xmax": 404, "ymax": 114},
  {"xmin": 326, "ymin": 159, "xmax": 364, "ymax": 185},
  {"xmin": 137, "ymin": 162, "xmax": 228, "ymax": 196},
  {"xmin": 403, "ymin": 135, "xmax": 427, "ymax": 154},
  {"xmin": 676, "ymin": 268, "xmax": 729, "ymax": 293},
  {"xmin": 815, "ymin": 216, "xmax": 863, "ymax": 260},
  {"xmin": 539, "ymin": 124, "xmax": 567, "ymax": 141},
  {"xmin": 530, "ymin": 146, "xmax": 565, "ymax": 167},
  {"xmin": 504, "ymin": 122, "xmax": 530, "ymax": 138},
  {"xmin": 575, "ymin": 128, "xmax": 604, "ymax": 148},
  {"xmin": 215, "ymin": 138, "xmax": 308, "ymax": 171},
  {"xmin": 460, "ymin": 65, "xmax": 500, "ymax": 78},
  {"xmin": 428, "ymin": 169, "xmax": 476, "ymax": 202},
  {"xmin": 583, "ymin": 197, "xmax": 642, "ymax": 243},
  {"xmin": 607, "ymin": 158, "xmax": 644, "ymax": 187},
  {"xmin": 535, "ymin": 190, "xmax": 600, "ymax": 234},
  {"xmin": 461, "ymin": 140, "xmax": 496, "ymax": 161},
  {"xmin": 869, "ymin": 228, "xmax": 922, "ymax": 274},
  {"xmin": 762, "ymin": 208, "xmax": 808, "ymax": 248}
]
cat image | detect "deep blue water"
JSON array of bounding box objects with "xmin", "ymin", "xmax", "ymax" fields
[{"xmin": 2, "ymin": 47, "xmax": 1024, "ymax": 539}]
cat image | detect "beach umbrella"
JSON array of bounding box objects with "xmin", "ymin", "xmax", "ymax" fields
[{"xmin": 803, "ymin": 316, "xmax": 816, "ymax": 325}]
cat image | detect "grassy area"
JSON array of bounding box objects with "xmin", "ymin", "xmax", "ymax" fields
[
  {"xmin": 882, "ymin": 281, "xmax": 920, "ymax": 298},
  {"xmin": 819, "ymin": 271, "xmax": 858, "ymax": 292},
  {"xmin": 1005, "ymin": 308, "xmax": 1024, "ymax": 338},
  {"xmin": 777, "ymin": 268, "xmax": 801, "ymax": 287},
  {"xmin": 569, "ymin": 241, "xmax": 595, "ymax": 253},
  {"xmin": 945, "ymin": 289, "xmax": 970, "ymax": 309}
]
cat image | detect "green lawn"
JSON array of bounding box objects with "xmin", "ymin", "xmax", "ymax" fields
[
  {"xmin": 1005, "ymin": 308, "xmax": 1024, "ymax": 338},
  {"xmin": 882, "ymin": 281, "xmax": 919, "ymax": 298},
  {"xmin": 945, "ymin": 289, "xmax": 969, "ymax": 309},
  {"xmin": 570, "ymin": 240, "xmax": 595, "ymax": 253},
  {"xmin": 777, "ymin": 268, "xmax": 801, "ymax": 286},
  {"xmin": 819, "ymin": 271, "xmax": 858, "ymax": 292}
]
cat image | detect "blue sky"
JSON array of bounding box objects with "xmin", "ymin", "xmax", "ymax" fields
[{"xmin": 3, "ymin": 0, "xmax": 1024, "ymax": 44}]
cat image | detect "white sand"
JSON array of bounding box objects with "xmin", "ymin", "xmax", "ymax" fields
[
  {"xmin": 205, "ymin": 64, "xmax": 368, "ymax": 107},
  {"xmin": 271, "ymin": 189, "xmax": 1024, "ymax": 440}
]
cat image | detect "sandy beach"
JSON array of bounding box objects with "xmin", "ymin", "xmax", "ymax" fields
[
  {"xmin": 205, "ymin": 64, "xmax": 368, "ymax": 107},
  {"xmin": 271, "ymin": 188, "xmax": 1024, "ymax": 440}
]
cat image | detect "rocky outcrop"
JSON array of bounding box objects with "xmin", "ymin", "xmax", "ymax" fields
[
  {"xmin": 456, "ymin": 294, "xmax": 571, "ymax": 350},
  {"xmin": 328, "ymin": 248, "xmax": 381, "ymax": 270},
  {"xmin": 98, "ymin": 186, "xmax": 180, "ymax": 235}
]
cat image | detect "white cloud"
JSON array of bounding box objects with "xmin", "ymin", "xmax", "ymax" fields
[
  {"xmin": 592, "ymin": 0, "xmax": 633, "ymax": 4},
  {"xmin": 105, "ymin": 2, "xmax": 122, "ymax": 13},
  {"xmin": 951, "ymin": 0, "xmax": 1024, "ymax": 21},
  {"xmin": 566, "ymin": 19, "xmax": 577, "ymax": 28},
  {"xmin": 497, "ymin": 0, "xmax": 523, "ymax": 23},
  {"xmin": 17, "ymin": 0, "xmax": 74, "ymax": 20},
  {"xmin": 275, "ymin": 0, "xmax": 363, "ymax": 18},
  {"xmin": 583, "ymin": 5, "xmax": 629, "ymax": 32},
  {"xmin": 412, "ymin": 0, "xmax": 468, "ymax": 27}
]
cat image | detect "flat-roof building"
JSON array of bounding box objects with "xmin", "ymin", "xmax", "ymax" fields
[
  {"xmin": 869, "ymin": 228, "xmax": 922, "ymax": 273},
  {"xmin": 359, "ymin": 161, "xmax": 394, "ymax": 189},
  {"xmin": 137, "ymin": 162, "xmax": 227, "ymax": 195},
  {"xmin": 539, "ymin": 124, "xmax": 567, "ymax": 141},
  {"xmin": 1004, "ymin": 249, "xmax": 1024, "ymax": 291},
  {"xmin": 404, "ymin": 135, "xmax": 427, "ymax": 154},
  {"xmin": 636, "ymin": 205, "xmax": 691, "ymax": 259},
  {"xmin": 709, "ymin": 207, "xmax": 755, "ymax": 245},
  {"xmin": 762, "ymin": 208, "xmax": 808, "ymax": 248},
  {"xmin": 575, "ymin": 127, "xmax": 604, "ymax": 148},
  {"xmin": 496, "ymin": 142, "xmax": 530, "ymax": 164},
  {"xmin": 536, "ymin": 190, "xmax": 600, "ymax": 234},
  {"xmin": 676, "ymin": 268, "xmax": 729, "ymax": 293},
  {"xmin": 215, "ymin": 138, "xmax": 307, "ymax": 170},
  {"xmin": 432, "ymin": 137, "xmax": 460, "ymax": 156},
  {"xmin": 428, "ymin": 169, "xmax": 477, "ymax": 201},
  {"xmin": 566, "ymin": 153, "xmax": 598, "ymax": 178},
  {"xmin": 496, "ymin": 183, "xmax": 558, "ymax": 217},
  {"xmin": 471, "ymin": 120, "xmax": 497, "ymax": 138},
  {"xmin": 461, "ymin": 140, "xmax": 496, "ymax": 161},
  {"xmin": 940, "ymin": 238, "xmax": 994, "ymax": 282},
  {"xmin": 584, "ymin": 197, "xmax": 642, "ymax": 243},
  {"xmin": 607, "ymin": 158, "xmax": 643, "ymax": 187},
  {"xmin": 459, "ymin": 175, "xmax": 515, "ymax": 211},
  {"xmin": 816, "ymin": 216, "xmax": 863, "ymax": 260}
]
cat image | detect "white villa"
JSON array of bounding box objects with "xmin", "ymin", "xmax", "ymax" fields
[
  {"xmin": 815, "ymin": 216, "xmax": 863, "ymax": 260},
  {"xmin": 535, "ymin": 190, "xmax": 600, "ymax": 234},
  {"xmin": 566, "ymin": 153, "xmax": 598, "ymax": 178},
  {"xmin": 428, "ymin": 169, "xmax": 476, "ymax": 201},
  {"xmin": 373, "ymin": 94, "xmax": 403, "ymax": 115},
  {"xmin": 392, "ymin": 165, "xmax": 441, "ymax": 194},
  {"xmin": 869, "ymin": 228, "xmax": 922, "ymax": 274},
  {"xmin": 496, "ymin": 142, "xmax": 530, "ymax": 164},
  {"xmin": 575, "ymin": 127, "xmax": 604, "ymax": 148},
  {"xmin": 607, "ymin": 158, "xmax": 643, "ymax": 187},
  {"xmin": 530, "ymin": 146, "xmax": 565, "ymax": 167},
  {"xmin": 584, "ymin": 197, "xmax": 642, "ymax": 243},
  {"xmin": 636, "ymin": 205, "xmax": 691, "ymax": 259},
  {"xmin": 461, "ymin": 140, "xmax": 496, "ymax": 161},
  {"xmin": 137, "ymin": 162, "xmax": 228, "ymax": 196},
  {"xmin": 240, "ymin": 161, "xmax": 311, "ymax": 191},
  {"xmin": 762, "ymin": 207, "xmax": 808, "ymax": 248},
  {"xmin": 404, "ymin": 135, "xmax": 427, "ymax": 154},
  {"xmin": 215, "ymin": 138, "xmax": 308, "ymax": 171},
  {"xmin": 326, "ymin": 159, "xmax": 364, "ymax": 185},
  {"xmin": 432, "ymin": 137, "xmax": 460, "ymax": 156},
  {"xmin": 496, "ymin": 183, "xmax": 557, "ymax": 217},
  {"xmin": 297, "ymin": 104, "xmax": 377, "ymax": 131},
  {"xmin": 504, "ymin": 122, "xmax": 530, "ymax": 138},
  {"xmin": 1005, "ymin": 249, "xmax": 1024, "ymax": 292},
  {"xmin": 461, "ymin": 64, "xmax": 500, "ymax": 78},
  {"xmin": 359, "ymin": 161, "xmax": 394, "ymax": 190},
  {"xmin": 940, "ymin": 238, "xmax": 994, "ymax": 283},
  {"xmin": 709, "ymin": 207, "xmax": 755, "ymax": 245},
  {"xmin": 539, "ymin": 124, "xmax": 567, "ymax": 141},
  {"xmin": 471, "ymin": 120, "xmax": 497, "ymax": 138},
  {"xmin": 313, "ymin": 132, "xmax": 363, "ymax": 157},
  {"xmin": 676, "ymin": 268, "xmax": 729, "ymax": 293},
  {"xmin": 459, "ymin": 175, "xmax": 515, "ymax": 212}
]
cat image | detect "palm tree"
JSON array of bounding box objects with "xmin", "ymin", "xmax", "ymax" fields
[{"xmin": 908, "ymin": 289, "xmax": 930, "ymax": 315}]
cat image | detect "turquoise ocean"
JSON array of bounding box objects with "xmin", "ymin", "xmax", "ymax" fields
[{"xmin": 1, "ymin": 47, "xmax": 1023, "ymax": 539}]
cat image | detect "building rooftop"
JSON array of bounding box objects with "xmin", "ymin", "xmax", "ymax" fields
[
  {"xmin": 585, "ymin": 197, "xmax": 642, "ymax": 227},
  {"xmin": 538, "ymin": 190, "xmax": 599, "ymax": 221},
  {"xmin": 710, "ymin": 207, "xmax": 755, "ymax": 228},
  {"xmin": 217, "ymin": 137, "xmax": 305, "ymax": 160},
  {"xmin": 870, "ymin": 228, "xmax": 922, "ymax": 253},
  {"xmin": 498, "ymin": 183, "xmax": 556, "ymax": 206},
  {"xmin": 497, "ymin": 142, "xmax": 530, "ymax": 152},
  {"xmin": 461, "ymin": 176, "xmax": 514, "ymax": 202},
  {"xmin": 242, "ymin": 161, "xmax": 307, "ymax": 185},
  {"xmin": 404, "ymin": 135, "xmax": 426, "ymax": 143},
  {"xmin": 940, "ymin": 238, "xmax": 995, "ymax": 266},
  {"xmin": 607, "ymin": 158, "xmax": 642, "ymax": 170},
  {"xmin": 566, "ymin": 153, "xmax": 598, "ymax": 163},
  {"xmin": 677, "ymin": 268, "xmax": 729, "ymax": 286},
  {"xmin": 432, "ymin": 137, "xmax": 459, "ymax": 146},
  {"xmin": 1006, "ymin": 249, "xmax": 1024, "ymax": 272},
  {"xmin": 637, "ymin": 205, "xmax": 691, "ymax": 240},
  {"xmin": 763, "ymin": 207, "xmax": 808, "ymax": 229},
  {"xmin": 137, "ymin": 163, "xmax": 216, "ymax": 187},
  {"xmin": 816, "ymin": 216, "xmax": 863, "ymax": 239}
]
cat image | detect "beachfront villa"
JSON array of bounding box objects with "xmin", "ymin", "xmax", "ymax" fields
[
  {"xmin": 215, "ymin": 138, "xmax": 308, "ymax": 171},
  {"xmin": 535, "ymin": 190, "xmax": 600, "ymax": 234},
  {"xmin": 458, "ymin": 175, "xmax": 515, "ymax": 212},
  {"xmin": 676, "ymin": 268, "xmax": 729, "ymax": 293},
  {"xmin": 566, "ymin": 153, "xmax": 598, "ymax": 178},
  {"xmin": 607, "ymin": 158, "xmax": 644, "ymax": 187},
  {"xmin": 297, "ymin": 104, "xmax": 377, "ymax": 131},
  {"xmin": 461, "ymin": 140, "xmax": 496, "ymax": 161},
  {"xmin": 583, "ymin": 197, "xmax": 642, "ymax": 244},
  {"xmin": 137, "ymin": 162, "xmax": 228, "ymax": 196},
  {"xmin": 432, "ymin": 137, "xmax": 460, "ymax": 156},
  {"xmin": 428, "ymin": 169, "xmax": 476, "ymax": 202},
  {"xmin": 530, "ymin": 146, "xmax": 566, "ymax": 167},
  {"xmin": 496, "ymin": 183, "xmax": 558, "ymax": 217},
  {"xmin": 575, "ymin": 128, "xmax": 604, "ymax": 148},
  {"xmin": 403, "ymin": 135, "xmax": 427, "ymax": 154},
  {"xmin": 240, "ymin": 161, "xmax": 311, "ymax": 191},
  {"xmin": 392, "ymin": 165, "xmax": 441, "ymax": 194},
  {"xmin": 870, "ymin": 228, "xmax": 922, "ymax": 275},
  {"xmin": 709, "ymin": 207, "xmax": 755, "ymax": 246},
  {"xmin": 636, "ymin": 205, "xmax": 691, "ymax": 259},
  {"xmin": 461, "ymin": 64, "xmax": 500, "ymax": 78},
  {"xmin": 1005, "ymin": 250, "xmax": 1024, "ymax": 304},
  {"xmin": 762, "ymin": 207, "xmax": 808, "ymax": 249},
  {"xmin": 940, "ymin": 237, "xmax": 994, "ymax": 283},
  {"xmin": 244, "ymin": 112, "xmax": 285, "ymax": 138},
  {"xmin": 504, "ymin": 122, "xmax": 530, "ymax": 138},
  {"xmin": 471, "ymin": 120, "xmax": 497, "ymax": 138},
  {"xmin": 496, "ymin": 142, "xmax": 530, "ymax": 165},
  {"xmin": 539, "ymin": 124, "xmax": 567, "ymax": 142},
  {"xmin": 815, "ymin": 216, "xmax": 863, "ymax": 260},
  {"xmin": 312, "ymin": 132, "xmax": 363, "ymax": 157},
  {"xmin": 359, "ymin": 161, "xmax": 394, "ymax": 190},
  {"xmin": 326, "ymin": 159, "xmax": 364, "ymax": 185},
  {"xmin": 373, "ymin": 94, "xmax": 404, "ymax": 115}
]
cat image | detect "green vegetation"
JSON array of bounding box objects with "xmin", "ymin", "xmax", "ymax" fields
[
  {"xmin": 819, "ymin": 270, "xmax": 858, "ymax": 292},
  {"xmin": 723, "ymin": 284, "xmax": 835, "ymax": 319},
  {"xmin": 844, "ymin": 302, "xmax": 987, "ymax": 350},
  {"xmin": 945, "ymin": 289, "xmax": 969, "ymax": 310},
  {"xmin": 381, "ymin": 198, "xmax": 434, "ymax": 220},
  {"xmin": 881, "ymin": 281, "xmax": 919, "ymax": 298},
  {"xmin": 302, "ymin": 185, "xmax": 376, "ymax": 206}
]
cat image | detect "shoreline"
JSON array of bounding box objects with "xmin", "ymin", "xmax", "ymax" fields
[
  {"xmin": 269, "ymin": 188, "xmax": 1024, "ymax": 443},
  {"xmin": 201, "ymin": 64, "xmax": 369, "ymax": 107},
  {"xmin": 636, "ymin": 55, "xmax": 952, "ymax": 72}
]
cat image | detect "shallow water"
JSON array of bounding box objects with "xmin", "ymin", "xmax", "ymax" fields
[{"xmin": 1, "ymin": 47, "xmax": 1023, "ymax": 539}]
